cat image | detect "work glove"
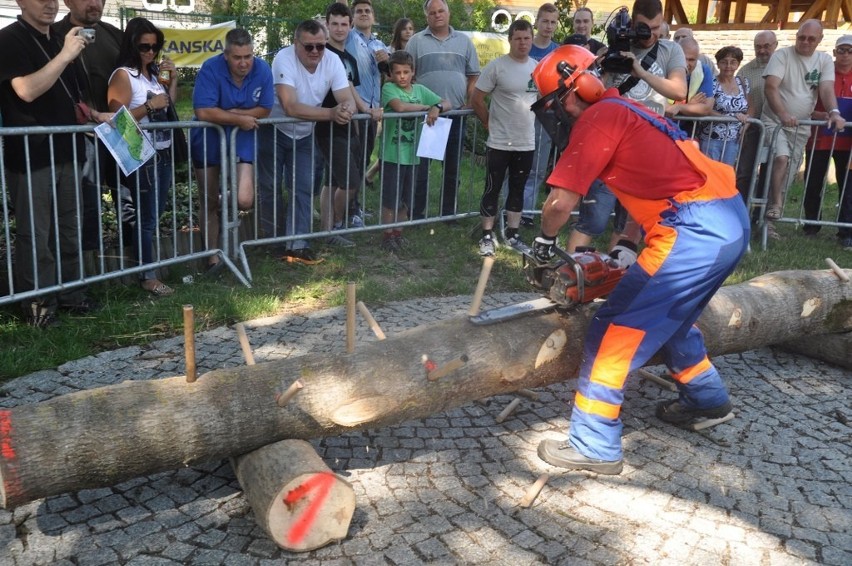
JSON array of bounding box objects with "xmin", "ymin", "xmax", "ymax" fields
[
  {"xmin": 609, "ymin": 239, "xmax": 638, "ymax": 268},
  {"xmin": 532, "ymin": 235, "xmax": 556, "ymax": 263}
]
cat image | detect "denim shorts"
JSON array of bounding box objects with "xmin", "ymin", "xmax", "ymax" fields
[{"xmin": 574, "ymin": 179, "xmax": 626, "ymax": 236}]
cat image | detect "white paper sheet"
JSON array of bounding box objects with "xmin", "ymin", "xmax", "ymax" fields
[
  {"xmin": 416, "ymin": 116, "xmax": 452, "ymax": 161},
  {"xmin": 94, "ymin": 106, "xmax": 155, "ymax": 177}
]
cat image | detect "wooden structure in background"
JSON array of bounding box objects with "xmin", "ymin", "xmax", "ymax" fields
[{"xmin": 665, "ymin": 0, "xmax": 852, "ymax": 30}]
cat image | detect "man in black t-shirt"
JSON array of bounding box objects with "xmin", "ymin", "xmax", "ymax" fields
[
  {"xmin": 0, "ymin": 0, "xmax": 103, "ymax": 326},
  {"xmin": 317, "ymin": 3, "xmax": 382, "ymax": 245}
]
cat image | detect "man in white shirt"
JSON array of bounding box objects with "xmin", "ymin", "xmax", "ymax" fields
[
  {"xmin": 762, "ymin": 19, "xmax": 845, "ymax": 225},
  {"xmin": 255, "ymin": 19, "xmax": 356, "ymax": 264}
]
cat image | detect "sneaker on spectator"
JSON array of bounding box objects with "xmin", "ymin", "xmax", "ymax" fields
[
  {"xmin": 282, "ymin": 248, "xmax": 324, "ymax": 265},
  {"xmin": 520, "ymin": 216, "xmax": 535, "ymax": 228},
  {"xmin": 349, "ymin": 215, "xmax": 364, "ymax": 228},
  {"xmin": 325, "ymin": 233, "xmax": 355, "ymax": 248},
  {"xmin": 380, "ymin": 233, "xmax": 401, "ymax": 252},
  {"xmin": 478, "ymin": 235, "xmax": 497, "ymax": 256},
  {"xmin": 25, "ymin": 303, "xmax": 61, "ymax": 329},
  {"xmin": 505, "ymin": 233, "xmax": 526, "ymax": 251},
  {"xmin": 840, "ymin": 236, "xmax": 852, "ymax": 251}
]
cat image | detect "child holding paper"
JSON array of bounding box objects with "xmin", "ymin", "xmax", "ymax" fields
[{"xmin": 378, "ymin": 50, "xmax": 450, "ymax": 252}]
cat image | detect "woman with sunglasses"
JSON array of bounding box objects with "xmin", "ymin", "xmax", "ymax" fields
[{"xmin": 107, "ymin": 17, "xmax": 178, "ymax": 296}]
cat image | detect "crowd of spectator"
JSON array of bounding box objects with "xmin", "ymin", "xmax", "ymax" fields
[{"xmin": 2, "ymin": 0, "xmax": 851, "ymax": 330}]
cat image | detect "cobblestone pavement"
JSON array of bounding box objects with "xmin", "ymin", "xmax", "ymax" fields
[{"xmin": 0, "ymin": 294, "xmax": 849, "ymax": 565}]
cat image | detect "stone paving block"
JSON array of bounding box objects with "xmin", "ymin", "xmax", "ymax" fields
[
  {"xmin": 186, "ymin": 548, "xmax": 227, "ymax": 565},
  {"xmin": 245, "ymin": 538, "xmax": 278, "ymax": 558}
]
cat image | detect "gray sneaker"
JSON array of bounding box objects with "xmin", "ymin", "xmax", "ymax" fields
[
  {"xmin": 325, "ymin": 233, "xmax": 355, "ymax": 248},
  {"xmin": 478, "ymin": 235, "xmax": 497, "ymax": 256},
  {"xmin": 537, "ymin": 439, "xmax": 623, "ymax": 475},
  {"xmin": 505, "ymin": 233, "xmax": 525, "ymax": 251}
]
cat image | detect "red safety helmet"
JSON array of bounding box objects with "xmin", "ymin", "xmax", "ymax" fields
[{"xmin": 533, "ymin": 44, "xmax": 605, "ymax": 103}]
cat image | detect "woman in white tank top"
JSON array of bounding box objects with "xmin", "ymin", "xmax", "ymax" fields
[{"xmin": 107, "ymin": 17, "xmax": 178, "ymax": 297}]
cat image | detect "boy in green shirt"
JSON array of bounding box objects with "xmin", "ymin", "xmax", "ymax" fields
[{"xmin": 379, "ymin": 51, "xmax": 450, "ymax": 251}]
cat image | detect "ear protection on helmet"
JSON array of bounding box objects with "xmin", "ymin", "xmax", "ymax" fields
[{"xmin": 533, "ymin": 44, "xmax": 605, "ymax": 103}]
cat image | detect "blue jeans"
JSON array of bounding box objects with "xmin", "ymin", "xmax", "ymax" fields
[
  {"xmin": 574, "ymin": 179, "xmax": 627, "ymax": 236},
  {"xmin": 256, "ymin": 126, "xmax": 322, "ymax": 250},
  {"xmin": 412, "ymin": 114, "xmax": 464, "ymax": 219},
  {"xmin": 129, "ymin": 150, "xmax": 172, "ymax": 281},
  {"xmin": 523, "ymin": 120, "xmax": 553, "ymax": 217},
  {"xmin": 701, "ymin": 138, "xmax": 740, "ymax": 167}
]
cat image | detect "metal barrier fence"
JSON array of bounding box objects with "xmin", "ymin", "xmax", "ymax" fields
[
  {"xmin": 4, "ymin": 111, "xmax": 848, "ymax": 310},
  {"xmin": 233, "ymin": 110, "xmax": 485, "ymax": 281},
  {"xmin": 0, "ymin": 119, "xmax": 250, "ymax": 311}
]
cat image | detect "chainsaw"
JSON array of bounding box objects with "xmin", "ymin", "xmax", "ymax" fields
[{"xmin": 469, "ymin": 244, "xmax": 627, "ymax": 325}]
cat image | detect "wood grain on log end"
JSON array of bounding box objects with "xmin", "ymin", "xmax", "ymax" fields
[
  {"xmin": 233, "ymin": 439, "xmax": 355, "ymax": 552},
  {"xmin": 535, "ymin": 329, "xmax": 567, "ymax": 369}
]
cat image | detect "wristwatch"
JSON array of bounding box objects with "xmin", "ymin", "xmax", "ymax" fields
[
  {"xmin": 828, "ymin": 108, "xmax": 841, "ymax": 115},
  {"xmin": 432, "ymin": 103, "xmax": 444, "ymax": 112}
]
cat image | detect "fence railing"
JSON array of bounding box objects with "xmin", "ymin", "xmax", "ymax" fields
[{"xmin": 2, "ymin": 111, "xmax": 850, "ymax": 309}]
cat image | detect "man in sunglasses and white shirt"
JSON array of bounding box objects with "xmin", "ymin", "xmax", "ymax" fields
[{"xmin": 256, "ymin": 18, "xmax": 357, "ymax": 265}]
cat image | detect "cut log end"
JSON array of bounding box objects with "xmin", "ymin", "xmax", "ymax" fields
[
  {"xmin": 233, "ymin": 439, "xmax": 356, "ymax": 552},
  {"xmin": 267, "ymin": 471, "xmax": 355, "ymax": 551}
]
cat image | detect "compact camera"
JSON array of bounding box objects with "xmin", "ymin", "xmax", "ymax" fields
[
  {"xmin": 601, "ymin": 7, "xmax": 651, "ymax": 74},
  {"xmin": 78, "ymin": 28, "xmax": 96, "ymax": 43}
]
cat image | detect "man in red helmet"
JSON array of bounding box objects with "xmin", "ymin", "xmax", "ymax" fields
[{"xmin": 531, "ymin": 45, "xmax": 750, "ymax": 474}]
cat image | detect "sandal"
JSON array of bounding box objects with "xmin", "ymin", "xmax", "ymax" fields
[
  {"xmin": 142, "ymin": 281, "xmax": 175, "ymax": 297},
  {"xmin": 766, "ymin": 222, "xmax": 782, "ymax": 241},
  {"xmin": 765, "ymin": 205, "xmax": 782, "ymax": 220}
]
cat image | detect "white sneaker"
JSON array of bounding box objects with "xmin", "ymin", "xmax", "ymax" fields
[
  {"xmin": 479, "ymin": 235, "xmax": 497, "ymax": 256},
  {"xmin": 349, "ymin": 215, "xmax": 364, "ymax": 228}
]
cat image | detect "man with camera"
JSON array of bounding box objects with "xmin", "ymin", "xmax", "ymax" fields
[
  {"xmin": 0, "ymin": 0, "xmax": 103, "ymax": 326},
  {"xmin": 602, "ymin": 0, "xmax": 686, "ymax": 116}
]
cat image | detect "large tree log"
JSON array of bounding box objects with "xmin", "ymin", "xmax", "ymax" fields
[
  {"xmin": 0, "ymin": 269, "xmax": 849, "ymax": 508},
  {"xmin": 779, "ymin": 332, "xmax": 852, "ymax": 370},
  {"xmin": 232, "ymin": 439, "xmax": 355, "ymax": 552}
]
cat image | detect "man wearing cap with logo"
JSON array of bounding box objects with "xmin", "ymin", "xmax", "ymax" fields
[
  {"xmin": 530, "ymin": 45, "xmax": 750, "ymax": 474},
  {"xmin": 801, "ymin": 34, "xmax": 852, "ymax": 249},
  {"xmin": 762, "ymin": 19, "xmax": 845, "ymax": 226}
]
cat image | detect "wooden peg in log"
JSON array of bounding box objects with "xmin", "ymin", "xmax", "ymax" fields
[{"xmin": 232, "ymin": 439, "xmax": 355, "ymax": 552}]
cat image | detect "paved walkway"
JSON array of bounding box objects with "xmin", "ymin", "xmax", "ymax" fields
[{"xmin": 0, "ymin": 294, "xmax": 849, "ymax": 565}]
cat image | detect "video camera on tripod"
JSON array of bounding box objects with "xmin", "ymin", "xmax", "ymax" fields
[{"xmin": 601, "ymin": 6, "xmax": 652, "ymax": 74}]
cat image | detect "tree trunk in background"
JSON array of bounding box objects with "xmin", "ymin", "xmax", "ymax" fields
[{"xmin": 0, "ymin": 269, "xmax": 849, "ymax": 508}]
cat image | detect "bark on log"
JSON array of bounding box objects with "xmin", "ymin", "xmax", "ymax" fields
[
  {"xmin": 778, "ymin": 331, "xmax": 852, "ymax": 370},
  {"xmin": 0, "ymin": 269, "xmax": 849, "ymax": 508},
  {"xmin": 232, "ymin": 440, "xmax": 355, "ymax": 552}
]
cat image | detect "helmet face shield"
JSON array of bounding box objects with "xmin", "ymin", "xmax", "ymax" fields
[{"xmin": 530, "ymin": 88, "xmax": 574, "ymax": 152}]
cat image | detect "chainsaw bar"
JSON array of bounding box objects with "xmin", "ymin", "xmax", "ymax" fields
[{"xmin": 469, "ymin": 297, "xmax": 559, "ymax": 326}]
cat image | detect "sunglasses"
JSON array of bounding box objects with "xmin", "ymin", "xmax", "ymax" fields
[
  {"xmin": 837, "ymin": 47, "xmax": 852, "ymax": 54},
  {"xmin": 300, "ymin": 42, "xmax": 325, "ymax": 53},
  {"xmin": 137, "ymin": 43, "xmax": 162, "ymax": 53}
]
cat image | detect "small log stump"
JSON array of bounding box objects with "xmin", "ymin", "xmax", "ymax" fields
[{"xmin": 232, "ymin": 439, "xmax": 355, "ymax": 552}]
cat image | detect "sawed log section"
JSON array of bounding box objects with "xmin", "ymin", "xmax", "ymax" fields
[
  {"xmin": 0, "ymin": 269, "xmax": 849, "ymax": 508},
  {"xmin": 232, "ymin": 439, "xmax": 355, "ymax": 551}
]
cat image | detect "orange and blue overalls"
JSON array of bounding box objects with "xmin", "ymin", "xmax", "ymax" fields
[{"xmin": 567, "ymin": 98, "xmax": 750, "ymax": 461}]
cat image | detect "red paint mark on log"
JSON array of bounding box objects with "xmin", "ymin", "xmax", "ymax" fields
[
  {"xmin": 424, "ymin": 359, "xmax": 436, "ymax": 372},
  {"xmin": 283, "ymin": 471, "xmax": 336, "ymax": 545},
  {"xmin": 0, "ymin": 410, "xmax": 23, "ymax": 503},
  {"xmin": 0, "ymin": 411, "xmax": 14, "ymax": 460}
]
